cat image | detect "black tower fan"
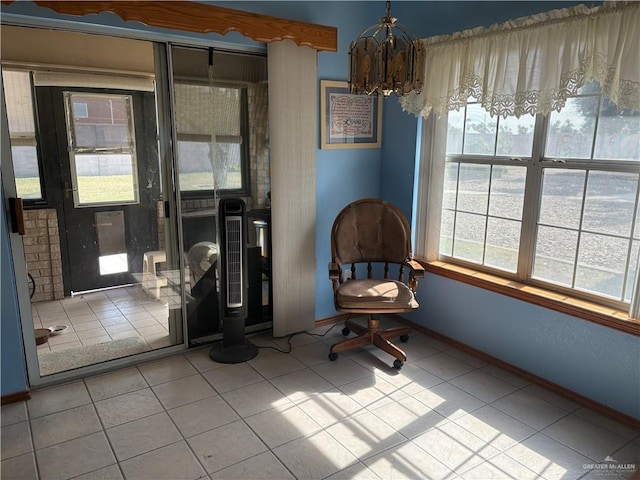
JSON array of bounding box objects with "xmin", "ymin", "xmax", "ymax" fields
[{"xmin": 209, "ymin": 198, "xmax": 258, "ymax": 363}]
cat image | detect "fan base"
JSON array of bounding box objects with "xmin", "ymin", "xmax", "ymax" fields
[{"xmin": 209, "ymin": 340, "xmax": 258, "ymax": 364}]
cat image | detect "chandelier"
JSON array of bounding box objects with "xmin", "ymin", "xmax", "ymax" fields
[{"xmin": 349, "ymin": 1, "xmax": 425, "ymax": 97}]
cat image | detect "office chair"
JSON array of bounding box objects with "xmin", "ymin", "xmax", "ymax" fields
[{"xmin": 328, "ymin": 198, "xmax": 424, "ymax": 369}]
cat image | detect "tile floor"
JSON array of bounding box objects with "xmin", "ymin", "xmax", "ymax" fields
[
  {"xmin": 2, "ymin": 320, "xmax": 638, "ymax": 480},
  {"xmin": 32, "ymin": 286, "xmax": 174, "ymax": 375}
]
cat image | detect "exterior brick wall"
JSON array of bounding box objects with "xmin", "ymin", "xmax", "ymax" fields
[{"xmin": 23, "ymin": 209, "xmax": 63, "ymax": 302}]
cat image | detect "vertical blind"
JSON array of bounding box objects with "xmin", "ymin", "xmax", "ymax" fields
[{"xmin": 268, "ymin": 39, "xmax": 318, "ymax": 336}]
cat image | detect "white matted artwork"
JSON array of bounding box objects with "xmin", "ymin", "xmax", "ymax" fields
[{"xmin": 320, "ymin": 80, "xmax": 382, "ymax": 149}]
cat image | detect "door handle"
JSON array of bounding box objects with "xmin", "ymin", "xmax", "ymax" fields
[
  {"xmin": 63, "ymin": 181, "xmax": 76, "ymax": 199},
  {"xmin": 8, "ymin": 197, "xmax": 25, "ymax": 235}
]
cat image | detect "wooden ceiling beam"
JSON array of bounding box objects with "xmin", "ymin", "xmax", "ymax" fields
[{"xmin": 6, "ymin": 1, "xmax": 338, "ymax": 52}]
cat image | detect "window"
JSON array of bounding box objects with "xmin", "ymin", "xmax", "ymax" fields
[
  {"xmin": 2, "ymin": 69, "xmax": 44, "ymax": 201},
  {"xmin": 440, "ymin": 84, "xmax": 639, "ymax": 308},
  {"xmin": 73, "ymin": 102, "xmax": 89, "ymax": 118},
  {"xmin": 63, "ymin": 92, "xmax": 139, "ymax": 206},
  {"xmin": 176, "ymin": 134, "xmax": 244, "ymax": 192},
  {"xmin": 174, "ymin": 83, "xmax": 249, "ymax": 195}
]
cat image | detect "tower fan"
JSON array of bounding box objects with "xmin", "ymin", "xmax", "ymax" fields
[{"xmin": 209, "ymin": 198, "xmax": 258, "ymax": 363}]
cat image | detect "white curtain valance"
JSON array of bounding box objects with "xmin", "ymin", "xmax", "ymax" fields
[{"xmin": 401, "ymin": 1, "xmax": 640, "ymax": 118}]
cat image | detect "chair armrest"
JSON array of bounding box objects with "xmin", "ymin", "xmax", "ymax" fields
[
  {"xmin": 405, "ymin": 259, "xmax": 425, "ymax": 279},
  {"xmin": 329, "ymin": 262, "xmax": 341, "ymax": 281}
]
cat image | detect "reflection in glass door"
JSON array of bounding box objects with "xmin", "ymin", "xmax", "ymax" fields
[
  {"xmin": 1, "ymin": 29, "xmax": 184, "ymax": 380},
  {"xmin": 170, "ymin": 45, "xmax": 272, "ymax": 345}
]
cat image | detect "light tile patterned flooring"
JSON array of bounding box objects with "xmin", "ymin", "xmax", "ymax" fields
[
  {"xmin": 32, "ymin": 286, "xmax": 173, "ymax": 374},
  {"xmin": 2, "ymin": 320, "xmax": 638, "ymax": 480}
]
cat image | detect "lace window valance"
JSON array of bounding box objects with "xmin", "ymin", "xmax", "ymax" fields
[{"xmin": 400, "ymin": 1, "xmax": 640, "ymax": 118}]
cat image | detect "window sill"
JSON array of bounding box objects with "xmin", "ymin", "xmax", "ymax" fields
[{"xmin": 418, "ymin": 260, "xmax": 640, "ymax": 337}]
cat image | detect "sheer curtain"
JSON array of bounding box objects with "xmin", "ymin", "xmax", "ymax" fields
[
  {"xmin": 401, "ymin": 1, "xmax": 640, "ymax": 119},
  {"xmin": 407, "ymin": 1, "xmax": 640, "ymax": 318}
]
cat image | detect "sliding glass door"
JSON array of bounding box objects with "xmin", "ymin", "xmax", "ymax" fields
[
  {"xmin": 1, "ymin": 27, "xmax": 184, "ymax": 382},
  {"xmin": 171, "ymin": 45, "xmax": 272, "ymax": 345}
]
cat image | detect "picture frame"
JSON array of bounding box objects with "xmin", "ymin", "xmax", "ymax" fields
[{"xmin": 320, "ymin": 80, "xmax": 382, "ymax": 149}]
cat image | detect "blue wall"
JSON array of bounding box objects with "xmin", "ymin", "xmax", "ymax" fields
[
  {"xmin": 1, "ymin": 194, "xmax": 28, "ymax": 396},
  {"xmin": 3, "ymin": 1, "xmax": 636, "ymax": 421}
]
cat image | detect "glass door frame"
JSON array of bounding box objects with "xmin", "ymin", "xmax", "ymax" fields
[
  {"xmin": 0, "ymin": 25, "xmax": 196, "ymax": 387},
  {"xmin": 1, "ymin": 72, "xmax": 39, "ymax": 386},
  {"xmin": 1, "ymin": 13, "xmax": 266, "ymax": 386}
]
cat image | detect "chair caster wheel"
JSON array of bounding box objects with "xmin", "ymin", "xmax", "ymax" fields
[
  {"xmin": 400, "ymin": 335, "xmax": 409, "ymax": 343},
  {"xmin": 329, "ymin": 352, "xmax": 338, "ymax": 361},
  {"xmin": 393, "ymin": 359, "xmax": 403, "ymax": 369},
  {"xmin": 342, "ymin": 327, "xmax": 350, "ymax": 336}
]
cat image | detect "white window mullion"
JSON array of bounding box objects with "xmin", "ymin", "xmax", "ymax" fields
[
  {"xmin": 628, "ymin": 181, "xmax": 640, "ymax": 319},
  {"xmin": 518, "ymin": 113, "xmax": 547, "ymax": 282}
]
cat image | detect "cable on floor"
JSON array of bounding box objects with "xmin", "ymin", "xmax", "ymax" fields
[{"xmin": 252, "ymin": 317, "xmax": 349, "ymax": 354}]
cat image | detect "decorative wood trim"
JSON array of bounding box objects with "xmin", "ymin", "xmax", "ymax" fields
[
  {"xmin": 387, "ymin": 314, "xmax": 640, "ymax": 428},
  {"xmin": 421, "ymin": 260, "xmax": 640, "ymax": 337},
  {"xmin": 5, "ymin": 1, "xmax": 337, "ymax": 52},
  {"xmin": 1, "ymin": 390, "xmax": 30, "ymax": 405}
]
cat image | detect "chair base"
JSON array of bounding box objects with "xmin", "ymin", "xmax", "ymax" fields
[{"xmin": 329, "ymin": 315, "xmax": 411, "ymax": 367}]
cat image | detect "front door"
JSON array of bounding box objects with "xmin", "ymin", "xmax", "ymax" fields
[{"xmin": 36, "ymin": 87, "xmax": 161, "ymax": 294}]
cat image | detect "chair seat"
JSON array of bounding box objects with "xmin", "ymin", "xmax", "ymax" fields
[{"xmin": 336, "ymin": 279, "xmax": 418, "ymax": 310}]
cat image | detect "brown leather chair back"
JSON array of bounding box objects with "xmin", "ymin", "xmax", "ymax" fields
[{"xmin": 331, "ymin": 198, "xmax": 412, "ymax": 266}]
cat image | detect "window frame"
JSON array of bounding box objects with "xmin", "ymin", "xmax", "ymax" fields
[
  {"xmin": 428, "ymin": 90, "xmax": 639, "ymax": 313},
  {"xmin": 63, "ymin": 91, "xmax": 141, "ymax": 208}
]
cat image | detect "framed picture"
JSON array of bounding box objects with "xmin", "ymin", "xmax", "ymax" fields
[{"xmin": 320, "ymin": 80, "xmax": 382, "ymax": 149}]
